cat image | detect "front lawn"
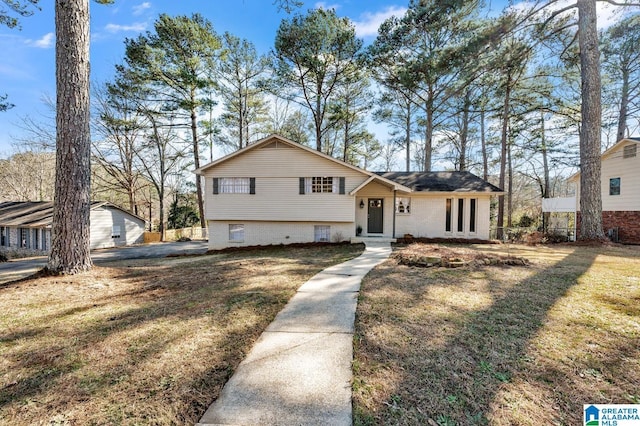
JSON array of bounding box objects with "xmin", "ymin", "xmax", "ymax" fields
[
  {"xmin": 353, "ymin": 243, "xmax": 640, "ymax": 425},
  {"xmin": 0, "ymin": 243, "xmax": 363, "ymax": 425}
]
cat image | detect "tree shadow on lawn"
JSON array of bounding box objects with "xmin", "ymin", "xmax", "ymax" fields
[
  {"xmin": 0, "ymin": 249, "xmax": 348, "ymax": 425},
  {"xmin": 354, "ymin": 246, "xmax": 639, "ymax": 425}
]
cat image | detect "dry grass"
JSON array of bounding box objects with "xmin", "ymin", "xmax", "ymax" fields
[
  {"xmin": 353, "ymin": 243, "xmax": 640, "ymax": 425},
  {"xmin": 0, "ymin": 243, "xmax": 363, "ymax": 425}
]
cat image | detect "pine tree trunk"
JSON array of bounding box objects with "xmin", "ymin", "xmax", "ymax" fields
[
  {"xmin": 616, "ymin": 68, "xmax": 630, "ymax": 142},
  {"xmin": 507, "ymin": 137, "xmax": 513, "ymax": 228},
  {"xmin": 424, "ymin": 97, "xmax": 433, "ymax": 172},
  {"xmin": 315, "ymin": 81, "xmax": 323, "ymax": 151},
  {"xmin": 190, "ymin": 93, "xmax": 206, "ymax": 229},
  {"xmin": 405, "ymin": 100, "xmax": 411, "ymax": 172},
  {"xmin": 497, "ymin": 79, "xmax": 511, "ymax": 240},
  {"xmin": 48, "ymin": 0, "xmax": 92, "ymax": 274},
  {"xmin": 541, "ymin": 112, "xmax": 550, "ymax": 232},
  {"xmin": 458, "ymin": 90, "xmax": 470, "ymax": 171},
  {"xmin": 481, "ymin": 107, "xmax": 488, "ymax": 181},
  {"xmin": 577, "ymin": 0, "xmax": 605, "ymax": 240}
]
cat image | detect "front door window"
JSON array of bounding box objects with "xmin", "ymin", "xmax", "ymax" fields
[{"xmin": 367, "ymin": 199, "xmax": 384, "ymax": 234}]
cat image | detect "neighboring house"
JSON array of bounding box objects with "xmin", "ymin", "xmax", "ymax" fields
[
  {"xmin": 195, "ymin": 134, "xmax": 503, "ymax": 250},
  {"xmin": 570, "ymin": 137, "xmax": 640, "ymax": 243},
  {"xmin": 0, "ymin": 201, "xmax": 146, "ymax": 252}
]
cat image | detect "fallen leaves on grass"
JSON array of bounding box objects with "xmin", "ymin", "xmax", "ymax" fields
[
  {"xmin": 0, "ymin": 244, "xmax": 363, "ymax": 425},
  {"xmin": 354, "ymin": 244, "xmax": 640, "ymax": 425}
]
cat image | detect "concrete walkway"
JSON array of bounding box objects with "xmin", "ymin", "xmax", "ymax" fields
[{"xmin": 197, "ymin": 241, "xmax": 392, "ymax": 426}]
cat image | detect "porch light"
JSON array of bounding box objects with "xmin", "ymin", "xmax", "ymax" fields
[{"xmin": 359, "ymin": 200, "xmax": 365, "ymax": 209}]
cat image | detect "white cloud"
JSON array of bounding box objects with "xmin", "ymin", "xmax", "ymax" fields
[
  {"xmin": 315, "ymin": 2, "xmax": 341, "ymax": 10},
  {"xmin": 353, "ymin": 6, "xmax": 407, "ymax": 38},
  {"xmin": 508, "ymin": 0, "xmax": 627, "ymax": 29},
  {"xmin": 104, "ymin": 22, "xmax": 148, "ymax": 33},
  {"xmin": 26, "ymin": 32, "xmax": 54, "ymax": 49},
  {"xmin": 132, "ymin": 2, "xmax": 151, "ymax": 16}
]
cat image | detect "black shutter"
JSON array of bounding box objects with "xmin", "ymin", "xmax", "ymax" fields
[
  {"xmin": 339, "ymin": 177, "xmax": 345, "ymax": 194},
  {"xmin": 212, "ymin": 178, "xmax": 219, "ymax": 194},
  {"xmin": 299, "ymin": 177, "xmax": 305, "ymax": 194},
  {"xmin": 250, "ymin": 178, "xmax": 256, "ymax": 194}
]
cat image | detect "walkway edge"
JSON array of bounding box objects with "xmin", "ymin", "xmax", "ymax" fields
[{"xmin": 197, "ymin": 241, "xmax": 392, "ymax": 426}]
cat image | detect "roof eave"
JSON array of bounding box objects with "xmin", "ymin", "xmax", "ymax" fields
[{"xmin": 349, "ymin": 175, "xmax": 412, "ymax": 195}]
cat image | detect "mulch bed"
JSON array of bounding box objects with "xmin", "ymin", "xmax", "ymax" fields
[{"xmin": 392, "ymin": 243, "xmax": 529, "ymax": 268}]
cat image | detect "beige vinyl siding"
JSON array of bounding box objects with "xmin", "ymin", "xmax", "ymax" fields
[
  {"xmin": 208, "ymin": 220, "xmax": 353, "ymax": 250},
  {"xmin": 601, "ymin": 144, "xmax": 640, "ymax": 211},
  {"xmin": 353, "ymin": 180, "xmax": 493, "ymax": 239},
  {"xmin": 394, "ymin": 195, "xmax": 492, "ymax": 239},
  {"xmin": 574, "ymin": 143, "xmax": 640, "ymax": 212},
  {"xmin": 89, "ymin": 207, "xmax": 145, "ymax": 249},
  {"xmin": 204, "ymin": 144, "xmax": 369, "ymax": 222}
]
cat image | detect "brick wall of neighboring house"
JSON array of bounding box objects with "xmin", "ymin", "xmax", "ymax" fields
[{"xmin": 576, "ymin": 211, "xmax": 640, "ymax": 244}]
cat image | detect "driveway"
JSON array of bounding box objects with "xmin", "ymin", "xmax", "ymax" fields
[{"xmin": 0, "ymin": 241, "xmax": 209, "ymax": 285}]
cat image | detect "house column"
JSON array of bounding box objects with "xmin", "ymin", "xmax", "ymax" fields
[{"xmin": 393, "ymin": 190, "xmax": 397, "ymax": 238}]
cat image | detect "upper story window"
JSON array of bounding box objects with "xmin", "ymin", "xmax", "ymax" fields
[
  {"xmin": 213, "ymin": 177, "xmax": 255, "ymax": 194},
  {"xmin": 299, "ymin": 177, "xmax": 345, "ymax": 194},
  {"xmin": 309, "ymin": 177, "xmax": 334, "ymax": 193},
  {"xmin": 623, "ymin": 144, "xmax": 637, "ymax": 159},
  {"xmin": 609, "ymin": 177, "xmax": 621, "ymax": 196},
  {"xmin": 395, "ymin": 197, "xmax": 411, "ymax": 214},
  {"xmin": 220, "ymin": 177, "xmax": 250, "ymax": 193}
]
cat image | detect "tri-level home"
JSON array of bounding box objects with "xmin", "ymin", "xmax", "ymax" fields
[
  {"xmin": 195, "ymin": 134, "xmax": 503, "ymax": 250},
  {"xmin": 570, "ymin": 137, "xmax": 640, "ymax": 243}
]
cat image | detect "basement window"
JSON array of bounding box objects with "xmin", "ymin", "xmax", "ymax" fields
[
  {"xmin": 229, "ymin": 224, "xmax": 244, "ymax": 242},
  {"xmin": 314, "ymin": 225, "xmax": 330, "ymax": 242}
]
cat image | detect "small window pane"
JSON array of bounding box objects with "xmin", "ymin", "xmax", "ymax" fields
[
  {"xmin": 445, "ymin": 198, "xmax": 452, "ymax": 232},
  {"xmin": 220, "ymin": 178, "xmax": 250, "ymax": 193},
  {"xmin": 229, "ymin": 224, "xmax": 244, "ymax": 242},
  {"xmin": 469, "ymin": 199, "xmax": 477, "ymax": 233},
  {"xmin": 457, "ymin": 199, "xmax": 464, "ymax": 232},
  {"xmin": 395, "ymin": 197, "xmax": 411, "ymax": 214},
  {"xmin": 314, "ymin": 225, "xmax": 330, "ymax": 242},
  {"xmin": 609, "ymin": 178, "xmax": 621, "ymax": 196},
  {"xmin": 20, "ymin": 228, "xmax": 28, "ymax": 248},
  {"xmin": 306, "ymin": 177, "xmax": 334, "ymax": 193}
]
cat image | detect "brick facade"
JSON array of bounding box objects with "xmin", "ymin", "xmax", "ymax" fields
[{"xmin": 576, "ymin": 211, "xmax": 640, "ymax": 244}]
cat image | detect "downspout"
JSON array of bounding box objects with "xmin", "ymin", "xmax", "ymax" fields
[{"xmin": 393, "ymin": 189, "xmax": 397, "ymax": 239}]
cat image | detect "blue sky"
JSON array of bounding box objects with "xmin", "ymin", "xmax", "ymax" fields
[
  {"xmin": 0, "ymin": 0, "xmax": 631, "ymax": 155},
  {"xmin": 0, "ymin": 0, "xmax": 412, "ymax": 153}
]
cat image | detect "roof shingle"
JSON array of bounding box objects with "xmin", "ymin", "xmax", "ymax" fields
[{"xmin": 374, "ymin": 171, "xmax": 503, "ymax": 193}]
